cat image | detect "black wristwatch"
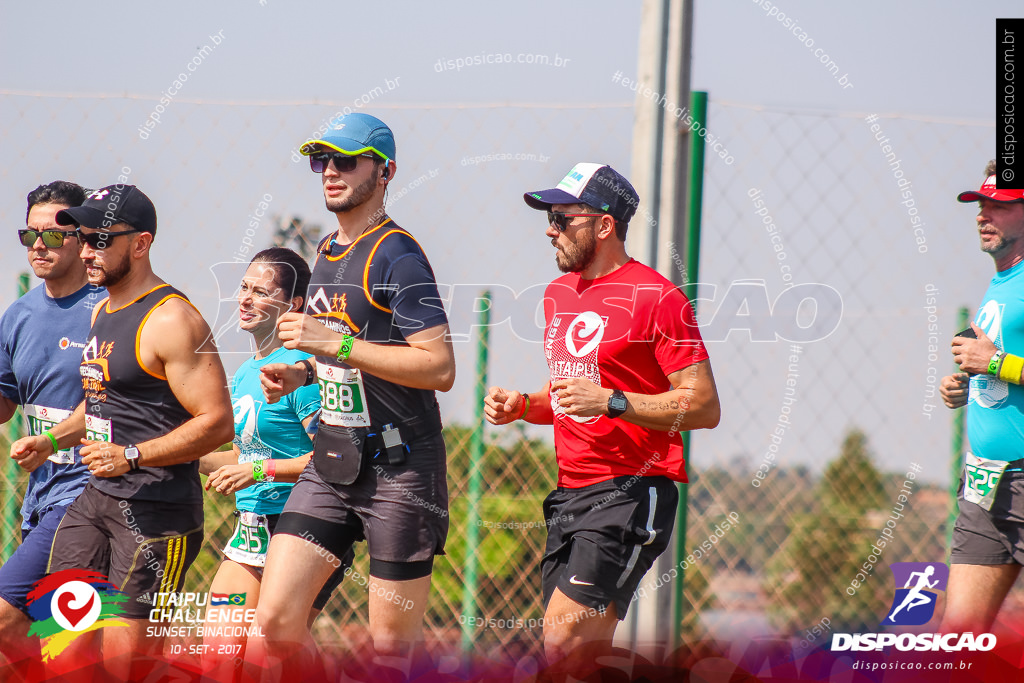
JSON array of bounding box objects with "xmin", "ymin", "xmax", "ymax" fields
[
  {"xmin": 300, "ymin": 359, "xmax": 316, "ymax": 387},
  {"xmin": 607, "ymin": 390, "xmax": 628, "ymax": 419},
  {"xmin": 124, "ymin": 444, "xmax": 141, "ymax": 471}
]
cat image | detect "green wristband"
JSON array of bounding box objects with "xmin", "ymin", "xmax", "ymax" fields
[
  {"xmin": 252, "ymin": 459, "xmax": 265, "ymax": 483},
  {"xmin": 989, "ymin": 350, "xmax": 1006, "ymax": 376},
  {"xmin": 337, "ymin": 335, "xmax": 355, "ymax": 362},
  {"xmin": 43, "ymin": 430, "xmax": 59, "ymax": 454}
]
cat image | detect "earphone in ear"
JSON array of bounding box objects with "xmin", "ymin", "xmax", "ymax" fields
[{"xmin": 381, "ymin": 166, "xmax": 389, "ymax": 180}]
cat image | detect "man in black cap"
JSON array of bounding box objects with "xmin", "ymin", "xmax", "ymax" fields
[
  {"xmin": 485, "ymin": 163, "xmax": 720, "ymax": 670},
  {"xmin": 10, "ymin": 184, "xmax": 234, "ymax": 665}
]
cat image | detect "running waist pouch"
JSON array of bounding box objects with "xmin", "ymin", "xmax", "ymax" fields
[{"xmin": 312, "ymin": 423, "xmax": 369, "ymax": 486}]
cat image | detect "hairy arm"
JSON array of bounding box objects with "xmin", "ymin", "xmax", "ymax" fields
[
  {"xmin": 552, "ymin": 359, "xmax": 721, "ymax": 432},
  {"xmin": 87, "ymin": 298, "xmax": 234, "ymax": 474}
]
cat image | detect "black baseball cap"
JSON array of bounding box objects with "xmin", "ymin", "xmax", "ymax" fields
[
  {"xmin": 56, "ymin": 184, "xmax": 158, "ymax": 235},
  {"xmin": 524, "ymin": 163, "xmax": 639, "ymax": 223}
]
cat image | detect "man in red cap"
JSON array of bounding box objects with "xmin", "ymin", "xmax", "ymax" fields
[{"xmin": 941, "ymin": 160, "xmax": 1024, "ymax": 632}]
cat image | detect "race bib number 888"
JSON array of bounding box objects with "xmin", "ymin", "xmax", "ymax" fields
[{"xmin": 317, "ymin": 363, "xmax": 370, "ymax": 427}]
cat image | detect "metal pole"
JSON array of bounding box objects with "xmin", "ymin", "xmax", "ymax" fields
[
  {"xmin": 673, "ymin": 91, "xmax": 707, "ymax": 646},
  {"xmin": 3, "ymin": 273, "xmax": 30, "ymax": 562},
  {"xmin": 947, "ymin": 306, "xmax": 969, "ymax": 555},
  {"xmin": 461, "ymin": 290, "xmax": 491, "ymax": 652}
]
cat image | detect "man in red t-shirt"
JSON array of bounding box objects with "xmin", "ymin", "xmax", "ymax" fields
[{"xmin": 485, "ymin": 163, "xmax": 720, "ymax": 668}]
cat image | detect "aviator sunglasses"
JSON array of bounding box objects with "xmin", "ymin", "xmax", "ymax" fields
[
  {"xmin": 19, "ymin": 229, "xmax": 79, "ymax": 248},
  {"xmin": 546, "ymin": 210, "xmax": 606, "ymax": 232},
  {"xmin": 309, "ymin": 151, "xmax": 378, "ymax": 174}
]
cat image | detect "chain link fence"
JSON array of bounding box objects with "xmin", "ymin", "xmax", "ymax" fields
[{"xmin": 0, "ymin": 93, "xmax": 1009, "ymax": 665}]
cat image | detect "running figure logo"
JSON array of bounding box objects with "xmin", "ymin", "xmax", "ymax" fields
[{"xmin": 884, "ymin": 562, "xmax": 948, "ymax": 626}]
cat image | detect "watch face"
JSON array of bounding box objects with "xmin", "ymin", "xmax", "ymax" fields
[
  {"xmin": 609, "ymin": 392, "xmax": 627, "ymax": 415},
  {"xmin": 124, "ymin": 447, "xmax": 139, "ymax": 459}
]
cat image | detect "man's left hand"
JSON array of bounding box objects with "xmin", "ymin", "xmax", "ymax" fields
[
  {"xmin": 952, "ymin": 323, "xmax": 999, "ymax": 376},
  {"xmin": 550, "ymin": 378, "xmax": 612, "ymax": 417},
  {"xmin": 80, "ymin": 439, "xmax": 130, "ymax": 477}
]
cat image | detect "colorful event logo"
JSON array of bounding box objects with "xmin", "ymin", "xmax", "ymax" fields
[
  {"xmin": 25, "ymin": 569, "xmax": 129, "ymax": 660},
  {"xmin": 884, "ymin": 562, "xmax": 948, "ymax": 626}
]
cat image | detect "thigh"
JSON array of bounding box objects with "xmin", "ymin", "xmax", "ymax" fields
[
  {"xmin": 0, "ymin": 505, "xmax": 69, "ymax": 613},
  {"xmin": 942, "ymin": 563, "xmax": 1021, "ymax": 632},
  {"xmin": 367, "ymin": 575, "xmax": 432, "ymax": 641},
  {"xmin": 362, "ymin": 433, "xmax": 449, "ymax": 563},
  {"xmin": 47, "ymin": 491, "xmax": 110, "ymax": 575},
  {"xmin": 259, "ymin": 533, "xmax": 348, "ymax": 623},
  {"xmin": 108, "ymin": 498, "xmax": 204, "ymax": 618},
  {"xmin": 553, "ymin": 477, "xmax": 678, "ymax": 620}
]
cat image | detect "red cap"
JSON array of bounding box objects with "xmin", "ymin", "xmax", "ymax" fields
[{"xmin": 957, "ymin": 175, "xmax": 1024, "ymax": 203}]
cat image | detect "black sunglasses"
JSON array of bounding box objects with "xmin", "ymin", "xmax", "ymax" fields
[
  {"xmin": 546, "ymin": 211, "xmax": 606, "ymax": 232},
  {"xmin": 76, "ymin": 227, "xmax": 143, "ymax": 248},
  {"xmin": 309, "ymin": 152, "xmax": 377, "ymax": 174},
  {"xmin": 19, "ymin": 229, "xmax": 79, "ymax": 248}
]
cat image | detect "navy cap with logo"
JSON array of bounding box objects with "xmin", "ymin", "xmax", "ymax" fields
[
  {"xmin": 55, "ymin": 185, "xmax": 158, "ymax": 236},
  {"xmin": 524, "ymin": 163, "xmax": 639, "ymax": 223}
]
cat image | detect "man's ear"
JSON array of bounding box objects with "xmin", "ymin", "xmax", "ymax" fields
[{"xmin": 596, "ymin": 214, "xmax": 617, "ymax": 240}]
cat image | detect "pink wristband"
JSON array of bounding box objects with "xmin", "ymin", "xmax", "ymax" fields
[{"xmin": 265, "ymin": 459, "xmax": 276, "ymax": 482}]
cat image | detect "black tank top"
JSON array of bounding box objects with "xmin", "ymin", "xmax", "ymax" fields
[
  {"xmin": 80, "ymin": 284, "xmax": 199, "ymax": 502},
  {"xmin": 308, "ymin": 218, "xmax": 446, "ymax": 431}
]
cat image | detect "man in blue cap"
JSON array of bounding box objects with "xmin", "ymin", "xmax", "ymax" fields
[{"xmin": 256, "ymin": 113, "xmax": 454, "ymax": 676}]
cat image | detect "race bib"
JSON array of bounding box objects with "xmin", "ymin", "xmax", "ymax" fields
[
  {"xmin": 318, "ymin": 363, "xmax": 370, "ymax": 427},
  {"xmin": 24, "ymin": 404, "xmax": 75, "ymax": 464},
  {"xmin": 84, "ymin": 414, "xmax": 113, "ymax": 443},
  {"xmin": 964, "ymin": 452, "xmax": 1008, "ymax": 511},
  {"xmin": 223, "ymin": 511, "xmax": 272, "ymax": 566}
]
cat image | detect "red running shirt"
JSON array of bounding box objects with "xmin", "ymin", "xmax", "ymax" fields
[{"xmin": 543, "ymin": 259, "xmax": 709, "ymax": 487}]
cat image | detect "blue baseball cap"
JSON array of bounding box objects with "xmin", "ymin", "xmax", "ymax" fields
[
  {"xmin": 524, "ymin": 163, "xmax": 639, "ymax": 223},
  {"xmin": 298, "ymin": 112, "xmax": 396, "ymax": 163}
]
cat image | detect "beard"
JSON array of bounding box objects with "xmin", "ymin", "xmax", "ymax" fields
[
  {"xmin": 981, "ymin": 233, "xmax": 1014, "ymax": 255},
  {"xmin": 88, "ymin": 250, "xmax": 131, "ymax": 288},
  {"xmin": 325, "ymin": 172, "xmax": 379, "ymax": 214},
  {"xmin": 555, "ymin": 227, "xmax": 597, "ymax": 273}
]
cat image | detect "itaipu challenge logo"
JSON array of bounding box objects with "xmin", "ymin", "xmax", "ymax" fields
[{"xmin": 26, "ymin": 569, "xmax": 129, "ymax": 660}]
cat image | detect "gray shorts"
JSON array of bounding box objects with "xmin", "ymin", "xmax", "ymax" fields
[
  {"xmin": 276, "ymin": 431, "xmax": 448, "ymax": 563},
  {"xmin": 951, "ymin": 462, "xmax": 1024, "ymax": 565}
]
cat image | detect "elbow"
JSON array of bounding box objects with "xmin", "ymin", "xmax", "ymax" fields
[
  {"xmin": 213, "ymin": 412, "xmax": 235, "ymax": 446},
  {"xmin": 434, "ymin": 361, "xmax": 456, "ymax": 393},
  {"xmin": 695, "ymin": 398, "xmax": 721, "ymax": 430}
]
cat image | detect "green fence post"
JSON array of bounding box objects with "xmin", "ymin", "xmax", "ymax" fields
[
  {"xmin": 461, "ymin": 291, "xmax": 491, "ymax": 653},
  {"xmin": 674, "ymin": 90, "xmax": 707, "ymax": 646}
]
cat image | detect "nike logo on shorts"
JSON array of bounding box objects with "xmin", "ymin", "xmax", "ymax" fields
[{"xmin": 569, "ymin": 575, "xmax": 594, "ymax": 586}]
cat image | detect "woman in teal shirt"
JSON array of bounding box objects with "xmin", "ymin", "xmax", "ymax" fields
[{"xmin": 200, "ymin": 248, "xmax": 347, "ymax": 672}]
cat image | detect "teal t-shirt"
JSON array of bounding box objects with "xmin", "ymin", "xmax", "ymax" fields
[
  {"xmin": 231, "ymin": 347, "xmax": 320, "ymax": 514},
  {"xmin": 968, "ymin": 260, "xmax": 1024, "ymax": 462}
]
